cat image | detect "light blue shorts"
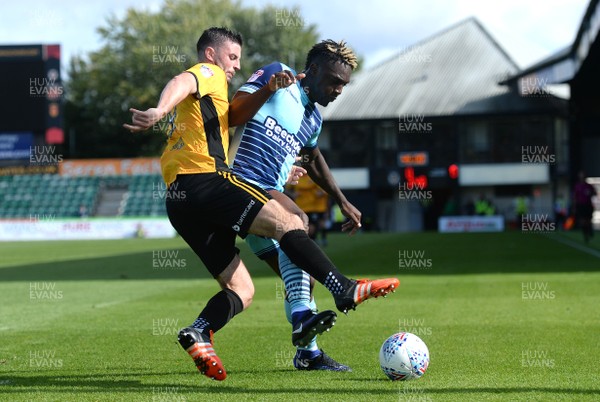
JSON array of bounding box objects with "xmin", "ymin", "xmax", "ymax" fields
[{"xmin": 245, "ymin": 234, "xmax": 280, "ymax": 260}]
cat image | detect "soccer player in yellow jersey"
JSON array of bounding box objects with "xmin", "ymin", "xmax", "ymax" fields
[
  {"xmin": 124, "ymin": 27, "xmax": 399, "ymax": 381},
  {"xmin": 292, "ymin": 174, "xmax": 330, "ymax": 243}
]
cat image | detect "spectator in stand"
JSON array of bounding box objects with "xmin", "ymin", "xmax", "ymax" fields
[
  {"xmin": 514, "ymin": 194, "xmax": 529, "ymax": 226},
  {"xmin": 475, "ymin": 194, "xmax": 495, "ymax": 216},
  {"xmin": 77, "ymin": 204, "xmax": 88, "ymax": 218}
]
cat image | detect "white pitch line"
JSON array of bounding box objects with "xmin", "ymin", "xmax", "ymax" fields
[{"xmin": 546, "ymin": 234, "xmax": 600, "ymax": 259}]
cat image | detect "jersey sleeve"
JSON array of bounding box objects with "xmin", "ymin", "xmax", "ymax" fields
[
  {"xmin": 185, "ymin": 64, "xmax": 226, "ymax": 98},
  {"xmin": 238, "ymin": 62, "xmax": 285, "ymax": 94}
]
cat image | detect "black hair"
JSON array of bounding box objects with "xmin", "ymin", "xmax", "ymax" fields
[
  {"xmin": 304, "ymin": 39, "xmax": 358, "ymax": 70},
  {"xmin": 196, "ymin": 27, "xmax": 243, "ymax": 56}
]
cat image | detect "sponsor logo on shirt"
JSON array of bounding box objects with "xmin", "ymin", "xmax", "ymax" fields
[
  {"xmin": 170, "ymin": 137, "xmax": 184, "ymax": 151},
  {"xmin": 247, "ymin": 69, "xmax": 264, "ymax": 83},
  {"xmin": 264, "ymin": 116, "xmax": 302, "ymax": 155},
  {"xmin": 201, "ymin": 65, "xmax": 214, "ymax": 78}
]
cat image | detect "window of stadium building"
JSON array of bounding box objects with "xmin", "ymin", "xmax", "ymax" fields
[
  {"xmin": 375, "ymin": 121, "xmax": 398, "ymax": 168},
  {"xmin": 461, "ymin": 121, "xmax": 491, "ymax": 163},
  {"xmin": 461, "ymin": 118, "xmax": 555, "ymax": 164},
  {"xmin": 328, "ymin": 123, "xmax": 371, "ymax": 167}
]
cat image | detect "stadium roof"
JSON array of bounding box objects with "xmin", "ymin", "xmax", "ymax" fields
[
  {"xmin": 320, "ymin": 17, "xmax": 522, "ymax": 120},
  {"xmin": 500, "ymin": 0, "xmax": 599, "ymax": 86},
  {"xmin": 499, "ymin": 46, "xmax": 574, "ymax": 85}
]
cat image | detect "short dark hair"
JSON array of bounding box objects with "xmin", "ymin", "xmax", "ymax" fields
[
  {"xmin": 196, "ymin": 27, "xmax": 243, "ymax": 56},
  {"xmin": 305, "ymin": 39, "xmax": 358, "ymax": 70}
]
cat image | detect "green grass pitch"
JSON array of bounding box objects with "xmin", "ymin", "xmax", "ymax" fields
[{"xmin": 1, "ymin": 231, "xmax": 599, "ymax": 401}]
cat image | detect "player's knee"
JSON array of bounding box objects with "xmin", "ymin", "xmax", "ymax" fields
[
  {"xmin": 278, "ymin": 211, "xmax": 305, "ymax": 234},
  {"xmin": 250, "ymin": 200, "xmax": 306, "ymax": 239}
]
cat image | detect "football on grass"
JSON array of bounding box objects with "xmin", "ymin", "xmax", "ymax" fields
[{"xmin": 379, "ymin": 332, "xmax": 429, "ymax": 381}]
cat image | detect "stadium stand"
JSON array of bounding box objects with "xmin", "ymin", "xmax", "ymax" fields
[
  {"xmin": 0, "ymin": 174, "xmax": 167, "ymax": 218},
  {"xmin": 120, "ymin": 174, "xmax": 167, "ymax": 217}
]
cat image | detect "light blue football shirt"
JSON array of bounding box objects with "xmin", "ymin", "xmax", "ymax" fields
[{"xmin": 232, "ymin": 62, "xmax": 322, "ymax": 192}]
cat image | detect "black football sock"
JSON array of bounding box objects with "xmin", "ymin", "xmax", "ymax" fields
[
  {"xmin": 279, "ymin": 229, "xmax": 352, "ymax": 295},
  {"xmin": 191, "ymin": 288, "xmax": 244, "ymax": 334}
]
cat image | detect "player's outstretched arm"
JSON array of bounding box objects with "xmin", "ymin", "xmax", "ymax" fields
[
  {"xmin": 229, "ymin": 71, "xmax": 305, "ymax": 127},
  {"xmin": 300, "ymin": 146, "xmax": 362, "ymax": 235},
  {"xmin": 123, "ymin": 72, "xmax": 197, "ymax": 133}
]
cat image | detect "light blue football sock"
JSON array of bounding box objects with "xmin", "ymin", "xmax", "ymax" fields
[
  {"xmin": 279, "ymin": 248, "xmax": 312, "ymax": 318},
  {"xmin": 284, "ymin": 294, "xmax": 293, "ymax": 324},
  {"xmin": 308, "ymin": 297, "xmax": 317, "ymax": 313},
  {"xmin": 280, "ymin": 249, "xmax": 319, "ymax": 352}
]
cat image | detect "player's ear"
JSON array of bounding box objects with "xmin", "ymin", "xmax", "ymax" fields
[
  {"xmin": 204, "ymin": 46, "xmax": 216, "ymax": 63},
  {"xmin": 307, "ymin": 62, "xmax": 318, "ymax": 76}
]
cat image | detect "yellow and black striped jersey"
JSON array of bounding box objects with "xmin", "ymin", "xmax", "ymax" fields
[{"xmin": 161, "ymin": 63, "xmax": 230, "ymax": 186}]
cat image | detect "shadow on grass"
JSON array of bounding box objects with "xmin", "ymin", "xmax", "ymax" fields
[
  {"xmin": 0, "ymin": 246, "xmax": 281, "ymax": 282},
  {"xmin": 0, "ymin": 249, "xmax": 206, "ymax": 282},
  {"xmin": 323, "ymin": 231, "xmax": 600, "ymax": 276},
  {"xmin": 0, "ymin": 232, "xmax": 599, "ymax": 282},
  {"xmin": 0, "ymin": 372, "xmax": 401, "ymax": 396},
  {"xmin": 1, "ymin": 373, "xmax": 599, "ymax": 397}
]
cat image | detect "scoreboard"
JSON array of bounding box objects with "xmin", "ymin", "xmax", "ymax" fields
[{"xmin": 0, "ymin": 44, "xmax": 63, "ymax": 166}]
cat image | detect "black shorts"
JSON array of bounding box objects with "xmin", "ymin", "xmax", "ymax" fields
[{"xmin": 166, "ymin": 171, "xmax": 271, "ymax": 277}]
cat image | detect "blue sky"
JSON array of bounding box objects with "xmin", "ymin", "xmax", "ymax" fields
[{"xmin": 0, "ymin": 0, "xmax": 590, "ymax": 73}]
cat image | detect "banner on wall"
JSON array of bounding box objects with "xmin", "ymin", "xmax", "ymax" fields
[
  {"xmin": 59, "ymin": 158, "xmax": 161, "ymax": 177},
  {"xmin": 0, "ymin": 133, "xmax": 33, "ymax": 160},
  {"xmin": 438, "ymin": 216, "xmax": 504, "ymax": 233},
  {"xmin": 0, "ymin": 218, "xmax": 175, "ymax": 241}
]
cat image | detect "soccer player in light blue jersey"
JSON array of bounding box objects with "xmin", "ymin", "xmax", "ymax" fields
[{"xmin": 229, "ymin": 40, "xmax": 399, "ymax": 371}]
